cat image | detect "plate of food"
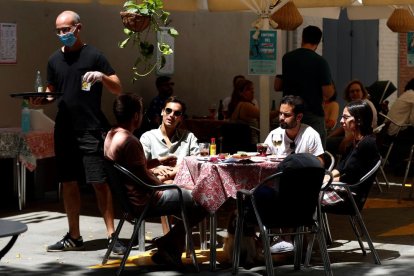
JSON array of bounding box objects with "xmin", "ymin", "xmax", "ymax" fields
[
  {"xmin": 196, "ymin": 156, "xmax": 210, "ymax": 162},
  {"xmin": 267, "ymin": 155, "xmax": 286, "ymax": 162},
  {"xmin": 231, "ymin": 152, "xmax": 250, "ymax": 159},
  {"xmin": 250, "ymin": 156, "xmax": 267, "ymax": 163}
]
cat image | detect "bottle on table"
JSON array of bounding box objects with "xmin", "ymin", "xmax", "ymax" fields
[
  {"xmin": 21, "ymin": 100, "xmax": 31, "ymax": 133},
  {"xmin": 271, "ymin": 100, "xmax": 276, "ymax": 111},
  {"xmin": 218, "ymin": 100, "xmax": 224, "ymax": 120},
  {"xmin": 34, "ymin": 70, "xmax": 43, "ymax": 93},
  {"xmin": 210, "ymin": 137, "xmax": 216, "ymax": 156}
]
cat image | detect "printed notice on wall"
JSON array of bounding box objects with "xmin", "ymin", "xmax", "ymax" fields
[
  {"xmin": 408, "ymin": 32, "xmax": 414, "ymax": 67},
  {"xmin": 0, "ymin": 23, "xmax": 17, "ymax": 64},
  {"xmin": 248, "ymin": 30, "xmax": 277, "ymax": 75}
]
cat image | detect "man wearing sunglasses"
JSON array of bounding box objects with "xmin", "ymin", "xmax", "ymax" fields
[{"xmin": 140, "ymin": 96, "xmax": 199, "ymax": 184}]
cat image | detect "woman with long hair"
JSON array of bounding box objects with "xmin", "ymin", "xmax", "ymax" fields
[{"xmin": 323, "ymin": 100, "xmax": 380, "ymax": 206}]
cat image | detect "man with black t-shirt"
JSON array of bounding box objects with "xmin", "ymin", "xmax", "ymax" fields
[{"xmin": 35, "ymin": 10, "xmax": 125, "ymax": 254}]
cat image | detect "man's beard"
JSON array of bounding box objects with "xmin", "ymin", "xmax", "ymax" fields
[{"xmin": 280, "ymin": 121, "xmax": 297, "ymax": 129}]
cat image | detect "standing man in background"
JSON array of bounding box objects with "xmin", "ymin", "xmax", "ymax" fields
[
  {"xmin": 41, "ymin": 10, "xmax": 125, "ymax": 254},
  {"xmin": 274, "ymin": 25, "xmax": 334, "ymax": 147}
]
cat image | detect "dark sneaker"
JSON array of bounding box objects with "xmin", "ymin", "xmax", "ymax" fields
[
  {"xmin": 108, "ymin": 233, "xmax": 127, "ymax": 255},
  {"xmin": 47, "ymin": 233, "xmax": 84, "ymax": 252}
]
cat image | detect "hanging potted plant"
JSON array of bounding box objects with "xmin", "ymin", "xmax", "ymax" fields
[{"xmin": 119, "ymin": 0, "xmax": 178, "ymax": 80}]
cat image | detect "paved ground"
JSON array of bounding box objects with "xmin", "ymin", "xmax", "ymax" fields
[{"xmin": 1, "ymin": 172, "xmax": 414, "ymax": 276}]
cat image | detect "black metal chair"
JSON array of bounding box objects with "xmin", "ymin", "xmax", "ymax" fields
[
  {"xmin": 323, "ymin": 151, "xmax": 336, "ymax": 172},
  {"xmin": 231, "ymin": 156, "xmax": 333, "ymax": 276},
  {"xmin": 375, "ymin": 112, "xmax": 413, "ymax": 192},
  {"xmin": 399, "ymin": 144, "xmax": 414, "ymax": 199},
  {"xmin": 319, "ymin": 159, "xmax": 382, "ymax": 265},
  {"xmin": 101, "ymin": 158, "xmax": 199, "ymax": 275}
]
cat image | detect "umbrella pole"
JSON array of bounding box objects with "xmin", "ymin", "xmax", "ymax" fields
[{"xmin": 259, "ymin": 16, "xmax": 270, "ymax": 141}]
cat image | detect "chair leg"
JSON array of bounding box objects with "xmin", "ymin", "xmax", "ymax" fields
[
  {"xmin": 316, "ymin": 228, "xmax": 333, "ymax": 276},
  {"xmin": 180, "ymin": 206, "xmax": 199, "ymax": 272},
  {"xmin": 399, "ymin": 145, "xmax": 414, "ymax": 201},
  {"xmin": 379, "ymin": 164, "xmax": 390, "ymax": 190},
  {"xmin": 375, "ymin": 177, "xmax": 383, "ymax": 193},
  {"xmin": 251, "ymin": 198, "xmax": 274, "ymax": 276},
  {"xmin": 349, "ymin": 216, "xmax": 366, "ymax": 255},
  {"xmin": 232, "ymin": 195, "xmax": 244, "ymax": 275},
  {"xmin": 322, "ymin": 213, "xmax": 333, "ymax": 245},
  {"xmin": 293, "ymin": 226, "xmax": 304, "ymax": 270},
  {"xmin": 117, "ymin": 217, "xmax": 145, "ymax": 276},
  {"xmin": 353, "ymin": 213, "xmax": 381, "ymax": 264},
  {"xmin": 102, "ymin": 214, "xmax": 126, "ymax": 265}
]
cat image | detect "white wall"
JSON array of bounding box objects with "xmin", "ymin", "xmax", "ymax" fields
[
  {"xmin": 0, "ymin": 1, "xmax": 281, "ymax": 127},
  {"xmin": 0, "ymin": 1, "xmax": 399, "ymax": 128},
  {"xmin": 378, "ymin": 19, "xmax": 398, "ymax": 88}
]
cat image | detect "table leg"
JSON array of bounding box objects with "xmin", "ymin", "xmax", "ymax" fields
[
  {"xmin": 0, "ymin": 235, "xmax": 19, "ymax": 260},
  {"xmin": 209, "ymin": 213, "xmax": 217, "ymax": 271},
  {"xmin": 15, "ymin": 159, "xmax": 22, "ymax": 211},
  {"xmin": 21, "ymin": 162, "xmax": 26, "ymax": 208}
]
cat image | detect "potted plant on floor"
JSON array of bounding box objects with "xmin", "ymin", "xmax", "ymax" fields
[{"xmin": 119, "ymin": 0, "xmax": 178, "ymax": 79}]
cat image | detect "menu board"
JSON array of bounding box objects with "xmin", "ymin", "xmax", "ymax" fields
[{"xmin": 0, "ymin": 23, "xmax": 17, "ymax": 64}]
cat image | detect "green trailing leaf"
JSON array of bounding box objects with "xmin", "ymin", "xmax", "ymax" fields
[
  {"xmin": 158, "ymin": 42, "xmax": 173, "ymax": 55},
  {"xmin": 119, "ymin": 37, "xmax": 130, "ymax": 48},
  {"xmin": 168, "ymin": 28, "xmax": 178, "ymax": 37},
  {"xmin": 120, "ymin": 0, "xmax": 178, "ymax": 78}
]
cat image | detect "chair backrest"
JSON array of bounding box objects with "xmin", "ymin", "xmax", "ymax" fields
[
  {"xmin": 251, "ymin": 155, "xmax": 325, "ymax": 228},
  {"xmin": 322, "ymin": 151, "xmax": 335, "ymax": 172},
  {"xmin": 103, "ymin": 158, "xmax": 136, "ymax": 216},
  {"xmin": 351, "ymin": 159, "xmax": 381, "ymax": 210}
]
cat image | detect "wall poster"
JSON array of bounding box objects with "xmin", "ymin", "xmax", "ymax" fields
[
  {"xmin": 248, "ymin": 30, "xmax": 277, "ymax": 75},
  {"xmin": 407, "ymin": 32, "xmax": 414, "ymax": 67},
  {"xmin": 0, "ymin": 23, "xmax": 17, "ymax": 64}
]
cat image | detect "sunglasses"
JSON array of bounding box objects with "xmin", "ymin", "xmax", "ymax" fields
[{"xmin": 165, "ymin": 107, "xmax": 183, "ymax": 117}]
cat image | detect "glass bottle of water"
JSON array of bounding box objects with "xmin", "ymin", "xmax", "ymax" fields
[{"xmin": 34, "ymin": 70, "xmax": 43, "ymax": 93}]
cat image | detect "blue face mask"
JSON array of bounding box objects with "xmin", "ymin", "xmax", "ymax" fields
[{"xmin": 58, "ymin": 32, "xmax": 77, "ymax": 47}]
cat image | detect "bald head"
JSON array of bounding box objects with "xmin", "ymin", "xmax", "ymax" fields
[{"xmin": 56, "ymin": 11, "xmax": 81, "ymax": 26}]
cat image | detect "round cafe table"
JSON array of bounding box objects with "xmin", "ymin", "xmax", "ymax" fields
[
  {"xmin": 0, "ymin": 219, "xmax": 27, "ymax": 260},
  {"xmin": 174, "ymin": 156, "xmax": 280, "ymax": 214}
]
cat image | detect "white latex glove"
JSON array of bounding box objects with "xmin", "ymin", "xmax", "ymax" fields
[{"xmin": 83, "ymin": 71, "xmax": 104, "ymax": 84}]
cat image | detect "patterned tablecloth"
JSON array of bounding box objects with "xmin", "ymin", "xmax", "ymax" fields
[
  {"xmin": 174, "ymin": 156, "xmax": 279, "ymax": 213},
  {"xmin": 0, "ymin": 128, "xmax": 54, "ymax": 171}
]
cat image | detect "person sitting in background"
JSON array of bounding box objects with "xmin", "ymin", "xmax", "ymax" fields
[
  {"xmin": 382, "ymin": 78, "xmax": 414, "ymax": 174},
  {"xmin": 323, "ymin": 89, "xmax": 339, "ymax": 134},
  {"xmin": 144, "ymin": 76, "xmax": 175, "ymax": 130},
  {"xmin": 222, "ymin": 75, "xmax": 259, "ymax": 119},
  {"xmin": 140, "ymin": 96, "xmax": 199, "ymax": 184},
  {"xmin": 262, "ymin": 95, "xmax": 324, "ymax": 254},
  {"xmin": 228, "ymin": 79, "xmax": 278, "ymax": 144},
  {"xmin": 327, "ymin": 79, "xmax": 377, "ymax": 155},
  {"xmin": 322, "ymin": 100, "xmax": 380, "ymax": 206},
  {"xmin": 104, "ymin": 93, "xmax": 206, "ymax": 268}
]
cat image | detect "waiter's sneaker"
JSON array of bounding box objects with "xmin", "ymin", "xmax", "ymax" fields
[
  {"xmin": 270, "ymin": 240, "xmax": 294, "ymax": 254},
  {"xmin": 47, "ymin": 233, "xmax": 84, "ymax": 252}
]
